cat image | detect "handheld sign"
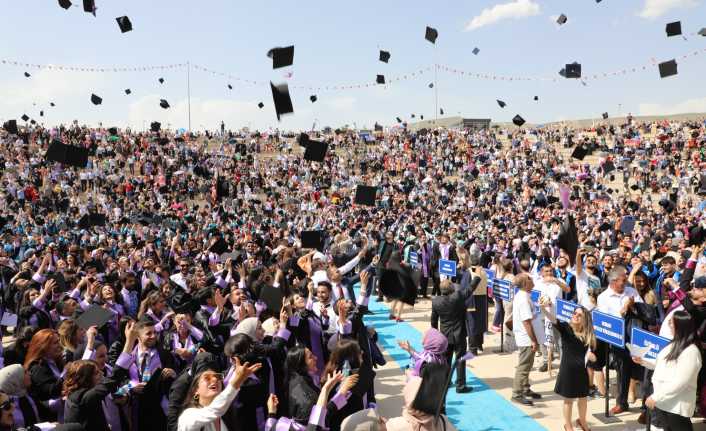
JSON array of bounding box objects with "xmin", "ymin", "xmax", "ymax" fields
[
  {"xmin": 591, "ymin": 310, "xmax": 625, "ymax": 348},
  {"xmin": 493, "ymin": 279, "xmax": 513, "ymax": 302},
  {"xmin": 556, "ymin": 299, "xmax": 579, "ymax": 322},
  {"xmin": 630, "ymin": 327, "xmax": 670, "ymax": 363},
  {"xmin": 514, "ymin": 287, "xmax": 541, "ymax": 305},
  {"xmin": 409, "ymin": 251, "xmax": 419, "ymax": 267},
  {"xmin": 484, "ymin": 269, "xmax": 495, "ymax": 296},
  {"xmin": 438, "ymin": 259, "xmax": 457, "ymax": 277}
]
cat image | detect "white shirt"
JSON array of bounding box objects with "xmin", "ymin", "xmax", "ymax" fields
[
  {"xmin": 596, "ymin": 285, "xmax": 642, "ymax": 317},
  {"xmin": 658, "ymin": 305, "xmax": 684, "ymax": 340},
  {"xmin": 177, "ymin": 384, "xmax": 240, "ymax": 431},
  {"xmin": 575, "ymin": 270, "xmax": 600, "ymax": 311},
  {"xmin": 512, "ymin": 289, "xmax": 545, "ymax": 347},
  {"xmin": 534, "ymin": 279, "xmax": 562, "ymax": 301},
  {"xmin": 651, "ymin": 343, "xmax": 702, "ymax": 417}
]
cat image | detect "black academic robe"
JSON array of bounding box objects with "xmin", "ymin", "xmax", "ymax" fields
[
  {"xmin": 27, "ymin": 359, "xmax": 63, "ymax": 421},
  {"xmin": 63, "ymin": 365, "xmax": 128, "ymax": 431}
]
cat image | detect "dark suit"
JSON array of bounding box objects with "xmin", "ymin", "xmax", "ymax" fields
[{"xmin": 431, "ymin": 277, "xmax": 478, "ymax": 389}]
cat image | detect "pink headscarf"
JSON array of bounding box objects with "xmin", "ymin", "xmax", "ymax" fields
[{"xmin": 411, "ymin": 329, "xmax": 448, "ymax": 376}]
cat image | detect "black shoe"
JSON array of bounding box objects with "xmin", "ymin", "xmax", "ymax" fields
[
  {"xmin": 538, "ymin": 363, "xmax": 548, "ymax": 372},
  {"xmin": 470, "ymin": 348, "xmax": 479, "ymax": 356},
  {"xmin": 512, "ymin": 396, "xmax": 533, "ymax": 406},
  {"xmin": 456, "ymin": 386, "xmax": 473, "ymax": 394},
  {"xmin": 524, "ymin": 390, "xmax": 542, "ymax": 399}
]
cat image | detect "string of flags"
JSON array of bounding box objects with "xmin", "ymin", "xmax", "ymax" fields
[{"xmin": 0, "ymin": 59, "xmax": 186, "ymax": 73}]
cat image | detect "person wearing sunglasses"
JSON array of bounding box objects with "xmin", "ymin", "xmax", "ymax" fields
[{"xmin": 0, "ymin": 393, "xmax": 16, "ymax": 431}]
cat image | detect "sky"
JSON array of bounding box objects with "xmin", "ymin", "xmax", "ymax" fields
[{"xmin": 1, "ymin": 0, "xmax": 705, "ymax": 132}]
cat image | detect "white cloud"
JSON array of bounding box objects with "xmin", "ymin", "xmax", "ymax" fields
[
  {"xmin": 638, "ymin": 96, "xmax": 706, "ymax": 116},
  {"xmin": 637, "ymin": 0, "xmax": 699, "ymax": 19},
  {"xmin": 326, "ymin": 96, "xmax": 356, "ymax": 111},
  {"xmin": 464, "ymin": 0, "xmax": 541, "ymax": 31}
]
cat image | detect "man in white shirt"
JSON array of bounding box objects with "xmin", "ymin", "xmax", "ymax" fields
[
  {"xmin": 596, "ymin": 266, "xmax": 642, "ymax": 414},
  {"xmin": 511, "ymin": 273, "xmax": 544, "ymax": 406},
  {"xmin": 534, "ymin": 264, "xmax": 569, "ymax": 372}
]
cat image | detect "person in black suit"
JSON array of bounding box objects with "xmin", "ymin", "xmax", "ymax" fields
[
  {"xmin": 430, "ymin": 233, "xmax": 458, "ymax": 296},
  {"xmin": 430, "ymin": 275, "xmax": 479, "ymax": 393}
]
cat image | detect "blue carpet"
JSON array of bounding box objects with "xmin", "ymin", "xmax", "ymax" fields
[{"xmin": 362, "ymin": 291, "xmax": 547, "ymax": 431}]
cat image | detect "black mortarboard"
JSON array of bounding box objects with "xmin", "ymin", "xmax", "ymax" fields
[
  {"xmin": 29, "ymin": 119, "xmax": 36, "ymax": 125},
  {"xmin": 666, "ymin": 21, "xmax": 682, "ymax": 37},
  {"xmin": 599, "ymin": 222, "xmax": 612, "ymax": 232},
  {"xmin": 699, "ymin": 28, "xmax": 706, "ymax": 36},
  {"xmin": 379, "ymin": 50, "xmax": 391, "ymax": 63},
  {"xmin": 21, "ymin": 114, "xmax": 29, "ymax": 122},
  {"xmin": 116, "ymin": 16, "xmax": 132, "ymax": 33},
  {"xmin": 627, "ymin": 201, "xmax": 640, "ymax": 212},
  {"xmin": 310, "ymin": 95, "xmax": 317, "ymax": 103},
  {"xmin": 411, "ymin": 114, "xmax": 415, "ymax": 118},
  {"xmin": 159, "ymin": 99, "xmax": 170, "ymax": 109},
  {"xmin": 270, "ymin": 82, "xmax": 293, "ymax": 121},
  {"xmin": 58, "ymin": 0, "xmax": 72, "ymax": 9},
  {"xmin": 259, "ymin": 285, "xmax": 284, "ymax": 314},
  {"xmin": 571, "ymin": 145, "xmax": 588, "ymax": 160},
  {"xmin": 50, "ymin": 102, "xmax": 55, "ymax": 107},
  {"xmin": 420, "ymin": 115, "xmax": 424, "ymax": 120},
  {"xmin": 89, "ymin": 213, "xmax": 106, "ymax": 226},
  {"xmin": 76, "ymin": 305, "xmax": 114, "ymax": 329},
  {"xmin": 376, "ymin": 75, "xmax": 385, "ymax": 85},
  {"xmin": 557, "ymin": 14, "xmax": 567, "ymax": 25},
  {"xmin": 425, "ymin": 26, "xmax": 438, "ymax": 44},
  {"xmin": 150, "ymin": 121, "xmax": 161, "ymax": 132},
  {"xmin": 2, "ymin": 120, "xmax": 18, "ymax": 135},
  {"xmin": 271, "ymin": 46, "xmax": 294, "ymax": 69},
  {"xmin": 428, "ymin": 83, "xmax": 434, "ymax": 88},
  {"xmin": 396, "ymin": 117, "xmax": 402, "ymax": 123},
  {"xmin": 512, "ymin": 115, "xmax": 525, "ymax": 127},
  {"xmin": 209, "ymin": 237, "xmax": 228, "ymax": 255},
  {"xmin": 351, "ymin": 363, "xmax": 375, "ymax": 397},
  {"xmin": 620, "ymin": 216, "xmax": 636, "ymax": 234},
  {"xmin": 658, "ymin": 59, "xmax": 677, "ymax": 78},
  {"xmin": 472, "ymin": 47, "xmax": 480, "ymax": 55},
  {"xmin": 602, "ymin": 112, "xmax": 609, "ymax": 119},
  {"xmin": 604, "ymin": 160, "xmax": 615, "ymax": 174},
  {"xmin": 258, "ymin": 102, "xmax": 264, "ymax": 109},
  {"xmin": 46, "ymin": 140, "xmax": 65, "ymax": 164},
  {"xmin": 108, "ymin": 127, "xmax": 117, "ymax": 135},
  {"xmin": 558, "ymin": 214, "xmax": 579, "ymax": 266},
  {"xmin": 301, "ymin": 230, "xmax": 324, "ymax": 250},
  {"xmin": 565, "ymin": 63, "xmax": 582, "ymax": 78},
  {"xmin": 40, "ymin": 111, "xmax": 44, "ymax": 117},
  {"xmin": 688, "ymin": 225, "xmax": 706, "ymax": 246},
  {"xmin": 24, "ymin": 72, "xmax": 30, "ymax": 78},
  {"xmin": 158, "ymin": 78, "xmax": 164, "ymax": 84},
  {"xmin": 559, "ymin": 67, "xmax": 567, "ymax": 77},
  {"xmin": 497, "ymin": 99, "xmax": 506, "ymax": 108},
  {"xmin": 630, "ymin": 184, "xmax": 640, "ymax": 191},
  {"xmin": 65, "ymin": 145, "xmax": 89, "ymax": 168},
  {"xmin": 49, "ymin": 273, "xmax": 67, "ymax": 293},
  {"xmin": 354, "ymin": 185, "xmax": 377, "ymax": 206},
  {"xmin": 83, "ymin": 0, "xmax": 94, "ymax": 13},
  {"xmin": 303, "ymin": 139, "xmax": 328, "ymax": 162},
  {"xmin": 90, "ymin": 94, "xmax": 102, "ymax": 105},
  {"xmin": 534, "ymin": 96, "xmax": 539, "ymax": 101},
  {"xmin": 440, "ymin": 108, "xmax": 444, "ymax": 115},
  {"xmin": 124, "ymin": 88, "xmax": 131, "ymax": 95},
  {"xmin": 227, "ymin": 84, "xmax": 232, "ymax": 90}
]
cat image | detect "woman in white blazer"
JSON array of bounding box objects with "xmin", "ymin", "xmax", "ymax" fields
[{"xmin": 643, "ymin": 311, "xmax": 702, "ymax": 431}]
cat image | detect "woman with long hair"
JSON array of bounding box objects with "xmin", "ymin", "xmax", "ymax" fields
[
  {"xmin": 541, "ymin": 299, "xmax": 597, "ymax": 431},
  {"xmin": 642, "ymin": 311, "xmax": 702, "ymax": 430},
  {"xmin": 177, "ymin": 359, "xmax": 262, "ymax": 431},
  {"xmin": 162, "ymin": 313, "xmax": 204, "ymax": 373},
  {"xmin": 62, "ymin": 321, "xmax": 137, "ymax": 431},
  {"xmin": 57, "ymin": 319, "xmax": 84, "ymax": 364},
  {"xmin": 397, "ymin": 328, "xmax": 448, "ymax": 377},
  {"xmin": 138, "ymin": 290, "xmax": 173, "ymax": 333},
  {"xmin": 321, "ymin": 339, "xmax": 370, "ymax": 431},
  {"xmin": 23, "ymin": 329, "xmax": 64, "ymax": 422},
  {"xmin": 2, "ymin": 327, "xmax": 37, "ymax": 367}
]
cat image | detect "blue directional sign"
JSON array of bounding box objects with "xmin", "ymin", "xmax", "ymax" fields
[
  {"xmin": 485, "ymin": 269, "xmax": 495, "ymax": 295},
  {"xmin": 514, "ymin": 287, "xmax": 541, "ymax": 305},
  {"xmin": 631, "ymin": 328, "xmax": 670, "ymax": 362},
  {"xmin": 592, "ymin": 310, "xmax": 626, "ymax": 348},
  {"xmin": 493, "ymin": 279, "xmax": 513, "ymax": 302},
  {"xmin": 438, "ymin": 259, "xmax": 457, "ymax": 277},
  {"xmin": 409, "ymin": 251, "xmax": 419, "ymax": 267},
  {"xmin": 556, "ymin": 299, "xmax": 579, "ymax": 323}
]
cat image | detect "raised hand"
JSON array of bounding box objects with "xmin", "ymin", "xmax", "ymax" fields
[{"xmin": 230, "ymin": 358, "xmax": 263, "ymax": 389}]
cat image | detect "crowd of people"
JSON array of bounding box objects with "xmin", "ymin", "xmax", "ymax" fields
[{"xmin": 0, "ymin": 114, "xmax": 704, "ymax": 431}]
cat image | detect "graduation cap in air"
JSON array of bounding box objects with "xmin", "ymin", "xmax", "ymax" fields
[
  {"xmin": 565, "ymin": 63, "xmax": 582, "ymax": 78},
  {"xmin": 270, "ymin": 82, "xmax": 293, "ymax": 121},
  {"xmin": 50, "ymin": 102, "xmax": 55, "ymax": 107},
  {"xmin": 603, "ymin": 160, "xmax": 615, "ymax": 174},
  {"xmin": 258, "ymin": 102, "xmax": 264, "ymax": 109},
  {"xmin": 627, "ymin": 201, "xmax": 640, "ymax": 212},
  {"xmin": 666, "ymin": 21, "xmax": 682, "ymax": 37},
  {"xmin": 301, "ymin": 230, "xmax": 324, "ymax": 250},
  {"xmin": 310, "ymin": 95, "xmax": 317, "ymax": 103},
  {"xmin": 21, "ymin": 114, "xmax": 29, "ymax": 122},
  {"xmin": 379, "ymin": 50, "xmax": 391, "ymax": 63},
  {"xmin": 376, "ymin": 75, "xmax": 385, "ymax": 85},
  {"xmin": 24, "ymin": 72, "xmax": 30, "ymax": 78},
  {"xmin": 658, "ymin": 59, "xmax": 677, "ymax": 78},
  {"xmin": 472, "ymin": 47, "xmax": 480, "ymax": 55},
  {"xmin": 512, "ymin": 115, "xmax": 525, "ymax": 127},
  {"xmin": 558, "ymin": 214, "xmax": 579, "ymax": 266},
  {"xmin": 227, "ymin": 84, "xmax": 233, "ymax": 90},
  {"xmin": 39, "ymin": 111, "xmax": 44, "ymax": 117},
  {"xmin": 497, "ymin": 100, "xmax": 506, "ymax": 108},
  {"xmin": 116, "ymin": 16, "xmax": 132, "ymax": 33},
  {"xmin": 208, "ymin": 237, "xmax": 228, "ymax": 255},
  {"xmin": 124, "ymin": 89, "xmax": 131, "ymax": 95},
  {"xmin": 428, "ymin": 83, "xmax": 434, "ymax": 88},
  {"xmin": 108, "ymin": 127, "xmax": 118, "ymax": 136},
  {"xmin": 259, "ymin": 284, "xmax": 284, "ymax": 315},
  {"xmin": 150, "ymin": 121, "xmax": 161, "ymax": 132},
  {"xmin": 90, "ymin": 94, "xmax": 102, "ymax": 105},
  {"xmin": 76, "ymin": 305, "xmax": 114, "ymax": 329},
  {"xmin": 46, "ymin": 140, "xmax": 89, "ymax": 168},
  {"xmin": 271, "ymin": 46, "xmax": 294, "ymax": 69},
  {"xmin": 158, "ymin": 78, "xmax": 164, "ymax": 84},
  {"xmin": 630, "ymin": 184, "xmax": 640, "ymax": 191},
  {"xmin": 374, "ymin": 123, "xmax": 383, "ymax": 132},
  {"xmin": 2, "ymin": 120, "xmax": 18, "ymax": 135},
  {"xmin": 688, "ymin": 224, "xmax": 706, "ymax": 246},
  {"xmin": 440, "ymin": 108, "xmax": 444, "ymax": 115},
  {"xmin": 571, "ymin": 145, "xmax": 588, "ymax": 160},
  {"xmin": 83, "ymin": 0, "xmax": 95, "ymax": 13},
  {"xmin": 396, "ymin": 117, "xmax": 402, "ymax": 123},
  {"xmin": 425, "ymin": 26, "xmax": 439, "ymax": 44},
  {"xmin": 303, "ymin": 138, "xmax": 328, "ymax": 162},
  {"xmin": 29, "ymin": 119, "xmax": 36, "ymax": 125},
  {"xmin": 159, "ymin": 99, "xmax": 170, "ymax": 109},
  {"xmin": 557, "ymin": 14, "xmax": 568, "ymax": 25},
  {"xmin": 354, "ymin": 185, "xmax": 377, "ymax": 206},
  {"xmin": 420, "ymin": 115, "xmax": 424, "ymax": 120},
  {"xmin": 58, "ymin": 0, "xmax": 72, "ymax": 9},
  {"xmin": 699, "ymin": 28, "xmax": 706, "ymax": 36},
  {"xmin": 602, "ymin": 112, "xmax": 609, "ymax": 120},
  {"xmin": 599, "ymin": 221, "xmax": 612, "ymax": 232},
  {"xmin": 534, "ymin": 96, "xmax": 539, "ymax": 101},
  {"xmin": 379, "ymin": 254, "xmax": 418, "ymax": 306}
]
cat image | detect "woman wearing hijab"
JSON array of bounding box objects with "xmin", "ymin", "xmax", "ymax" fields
[
  {"xmin": 385, "ymin": 363, "xmax": 452, "ymax": 431},
  {"xmin": 0, "ymin": 365, "xmax": 41, "ymax": 429},
  {"xmin": 397, "ymin": 328, "xmax": 448, "ymax": 377}
]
